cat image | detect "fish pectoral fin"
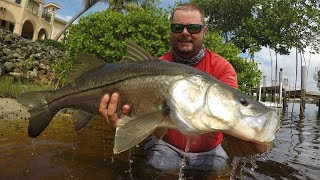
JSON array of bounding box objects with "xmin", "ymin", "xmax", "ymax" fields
[
  {"xmin": 73, "ymin": 109, "xmax": 94, "ymax": 131},
  {"xmin": 117, "ymin": 115, "xmax": 134, "ymax": 126},
  {"xmin": 153, "ymin": 128, "xmax": 168, "ymax": 140},
  {"xmin": 153, "ymin": 114, "xmax": 176, "ymax": 140},
  {"xmin": 113, "ymin": 110, "xmax": 166, "ymax": 154}
]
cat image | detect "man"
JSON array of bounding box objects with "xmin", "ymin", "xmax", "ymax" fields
[{"xmin": 99, "ymin": 3, "xmax": 267, "ymax": 171}]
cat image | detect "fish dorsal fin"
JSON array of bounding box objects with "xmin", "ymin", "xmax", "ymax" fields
[
  {"xmin": 153, "ymin": 128, "xmax": 168, "ymax": 140},
  {"xmin": 69, "ymin": 53, "xmax": 106, "ymax": 80},
  {"xmin": 123, "ymin": 41, "xmax": 155, "ymax": 62}
]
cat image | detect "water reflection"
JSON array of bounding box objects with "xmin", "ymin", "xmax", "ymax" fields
[{"xmin": 0, "ymin": 103, "xmax": 319, "ymax": 179}]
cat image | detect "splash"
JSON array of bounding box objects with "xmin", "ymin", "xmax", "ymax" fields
[
  {"xmin": 229, "ymin": 155, "xmax": 265, "ymax": 179},
  {"xmin": 178, "ymin": 137, "xmax": 192, "ymax": 180},
  {"xmin": 68, "ymin": 131, "xmax": 77, "ymax": 179},
  {"xmin": 102, "ymin": 118, "xmax": 108, "ymax": 163},
  {"xmin": 31, "ymin": 138, "xmax": 36, "ymax": 156},
  {"xmin": 125, "ymin": 149, "xmax": 134, "ymax": 179}
]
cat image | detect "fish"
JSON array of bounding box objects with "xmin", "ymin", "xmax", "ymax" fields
[{"xmin": 16, "ymin": 42, "xmax": 280, "ymax": 154}]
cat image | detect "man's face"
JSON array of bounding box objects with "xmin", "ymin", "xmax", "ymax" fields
[{"xmin": 170, "ymin": 9, "xmax": 207, "ymax": 58}]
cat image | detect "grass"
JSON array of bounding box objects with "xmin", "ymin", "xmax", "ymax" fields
[{"xmin": 0, "ymin": 77, "xmax": 53, "ymax": 98}]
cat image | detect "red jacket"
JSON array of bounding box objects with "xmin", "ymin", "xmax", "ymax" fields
[{"xmin": 159, "ymin": 49, "xmax": 238, "ymax": 153}]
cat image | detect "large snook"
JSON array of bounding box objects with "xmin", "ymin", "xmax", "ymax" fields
[{"xmin": 17, "ymin": 42, "xmax": 280, "ymax": 154}]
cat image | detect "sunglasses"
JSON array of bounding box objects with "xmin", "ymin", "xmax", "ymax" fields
[{"xmin": 170, "ymin": 24, "xmax": 203, "ymax": 34}]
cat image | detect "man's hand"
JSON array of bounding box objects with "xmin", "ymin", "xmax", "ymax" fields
[
  {"xmin": 223, "ymin": 134, "xmax": 269, "ymax": 158},
  {"xmin": 99, "ymin": 93, "xmax": 130, "ymax": 128}
]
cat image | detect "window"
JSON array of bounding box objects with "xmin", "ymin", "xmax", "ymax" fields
[
  {"xmin": 1, "ymin": 20, "xmax": 6, "ymax": 27},
  {"xmin": 9, "ymin": 23, "xmax": 14, "ymax": 32},
  {"xmin": 27, "ymin": 0, "xmax": 39, "ymax": 13}
]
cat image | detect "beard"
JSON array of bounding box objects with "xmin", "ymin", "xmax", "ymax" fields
[{"xmin": 175, "ymin": 38, "xmax": 196, "ymax": 57}]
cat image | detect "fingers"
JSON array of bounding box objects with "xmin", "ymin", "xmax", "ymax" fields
[
  {"xmin": 107, "ymin": 93, "xmax": 120, "ymax": 128},
  {"xmin": 223, "ymin": 134, "xmax": 268, "ymax": 158},
  {"xmin": 254, "ymin": 143, "xmax": 268, "ymax": 154},
  {"xmin": 99, "ymin": 94, "xmax": 110, "ymax": 121},
  {"xmin": 99, "ymin": 93, "xmax": 119, "ymax": 128},
  {"xmin": 121, "ymin": 104, "xmax": 130, "ymax": 117},
  {"xmin": 99, "ymin": 93, "xmax": 131, "ymax": 128}
]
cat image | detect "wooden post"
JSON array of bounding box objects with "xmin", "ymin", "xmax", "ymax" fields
[
  {"xmin": 262, "ymin": 76, "xmax": 267, "ymax": 102},
  {"xmin": 283, "ymin": 88, "xmax": 287, "ymax": 114},
  {"xmin": 271, "ymin": 80, "xmax": 276, "ymax": 103},
  {"xmin": 279, "ymin": 68, "xmax": 283, "ymax": 107},
  {"xmin": 282, "ymin": 78, "xmax": 288, "ymax": 112},
  {"xmin": 256, "ymin": 86, "xmax": 261, "ymax": 101},
  {"xmin": 318, "ymin": 99, "xmax": 320, "ymax": 118},
  {"xmin": 300, "ymin": 66, "xmax": 306, "ymax": 115}
]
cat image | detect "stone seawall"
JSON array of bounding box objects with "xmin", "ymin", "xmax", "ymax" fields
[
  {"xmin": 0, "ymin": 29, "xmax": 65, "ymax": 84},
  {"xmin": 0, "ymin": 98, "xmax": 29, "ymax": 121}
]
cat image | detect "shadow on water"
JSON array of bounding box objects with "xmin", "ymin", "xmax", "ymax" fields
[{"xmin": 0, "ymin": 103, "xmax": 320, "ymax": 179}]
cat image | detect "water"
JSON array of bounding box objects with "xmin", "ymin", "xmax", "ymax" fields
[{"xmin": 0, "ymin": 103, "xmax": 319, "ymax": 179}]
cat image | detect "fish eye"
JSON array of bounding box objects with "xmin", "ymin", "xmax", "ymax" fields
[{"xmin": 239, "ymin": 98, "xmax": 249, "ymax": 106}]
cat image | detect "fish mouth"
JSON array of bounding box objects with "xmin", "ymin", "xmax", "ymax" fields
[
  {"xmin": 226, "ymin": 110, "xmax": 280, "ymax": 144},
  {"xmin": 254, "ymin": 110, "xmax": 280, "ymax": 143}
]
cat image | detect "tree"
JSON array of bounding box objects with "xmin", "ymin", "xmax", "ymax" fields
[
  {"xmin": 54, "ymin": 0, "xmax": 104, "ymax": 40},
  {"xmin": 191, "ymin": 0, "xmax": 258, "ymax": 41},
  {"xmin": 54, "ymin": 0, "xmax": 159, "ymax": 40},
  {"xmin": 203, "ymin": 32, "xmax": 261, "ymax": 92},
  {"xmin": 192, "ymin": 0, "xmax": 320, "ymax": 55}
]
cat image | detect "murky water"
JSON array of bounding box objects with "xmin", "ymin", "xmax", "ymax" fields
[{"xmin": 0, "ymin": 103, "xmax": 319, "ymax": 179}]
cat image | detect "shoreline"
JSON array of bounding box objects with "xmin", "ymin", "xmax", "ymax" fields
[{"xmin": 0, "ymin": 98, "xmax": 30, "ymax": 120}]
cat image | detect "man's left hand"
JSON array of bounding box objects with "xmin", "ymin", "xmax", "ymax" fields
[{"xmin": 223, "ymin": 134, "xmax": 269, "ymax": 158}]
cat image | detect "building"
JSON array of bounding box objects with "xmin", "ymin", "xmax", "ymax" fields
[{"xmin": 0, "ymin": 0, "xmax": 67, "ymax": 41}]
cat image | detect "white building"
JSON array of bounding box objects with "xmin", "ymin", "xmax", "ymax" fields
[{"xmin": 0, "ymin": 0, "xmax": 67, "ymax": 40}]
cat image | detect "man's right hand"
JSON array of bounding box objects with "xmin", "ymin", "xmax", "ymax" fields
[{"xmin": 99, "ymin": 93, "xmax": 130, "ymax": 128}]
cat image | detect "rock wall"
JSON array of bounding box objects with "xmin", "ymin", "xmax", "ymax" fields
[{"xmin": 0, "ymin": 29, "xmax": 66, "ymax": 84}]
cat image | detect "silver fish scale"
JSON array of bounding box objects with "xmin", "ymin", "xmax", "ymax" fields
[
  {"xmin": 112, "ymin": 74, "xmax": 185, "ymax": 117},
  {"xmin": 47, "ymin": 61, "xmax": 205, "ymax": 112}
]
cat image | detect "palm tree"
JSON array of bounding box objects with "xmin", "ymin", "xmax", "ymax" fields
[
  {"xmin": 54, "ymin": 0, "xmax": 107, "ymax": 40},
  {"xmin": 54, "ymin": 0, "xmax": 158, "ymax": 40}
]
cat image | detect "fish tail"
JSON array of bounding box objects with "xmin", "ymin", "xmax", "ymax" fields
[{"xmin": 17, "ymin": 91, "xmax": 54, "ymax": 138}]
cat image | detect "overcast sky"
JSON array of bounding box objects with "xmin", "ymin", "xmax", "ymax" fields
[
  {"xmin": 49, "ymin": 0, "xmax": 320, "ymax": 91},
  {"xmin": 255, "ymin": 48, "xmax": 320, "ymax": 91}
]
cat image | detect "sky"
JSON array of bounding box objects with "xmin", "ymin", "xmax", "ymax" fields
[
  {"xmin": 49, "ymin": 0, "xmax": 320, "ymax": 91},
  {"xmin": 254, "ymin": 48, "xmax": 320, "ymax": 91},
  {"xmin": 51, "ymin": 0, "xmax": 184, "ymax": 22}
]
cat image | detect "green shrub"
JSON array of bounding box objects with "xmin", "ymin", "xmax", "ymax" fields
[
  {"xmin": 204, "ymin": 31, "xmax": 262, "ymax": 93},
  {"xmin": 58, "ymin": 9, "xmax": 170, "ymax": 84},
  {"xmin": 36, "ymin": 39, "xmax": 66, "ymax": 51}
]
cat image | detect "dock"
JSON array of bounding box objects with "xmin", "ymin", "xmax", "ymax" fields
[
  {"xmin": 255, "ymin": 66, "xmax": 320, "ymax": 115},
  {"xmin": 256, "ymin": 85, "xmax": 320, "ymax": 114},
  {"xmin": 285, "ymin": 90, "xmax": 320, "ymax": 99},
  {"xmin": 256, "ymin": 86, "xmax": 320, "ymax": 98}
]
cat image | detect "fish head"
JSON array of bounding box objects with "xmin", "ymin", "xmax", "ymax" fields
[
  {"xmin": 168, "ymin": 75, "xmax": 280, "ymax": 144},
  {"xmin": 206, "ymin": 83, "xmax": 280, "ymax": 143}
]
